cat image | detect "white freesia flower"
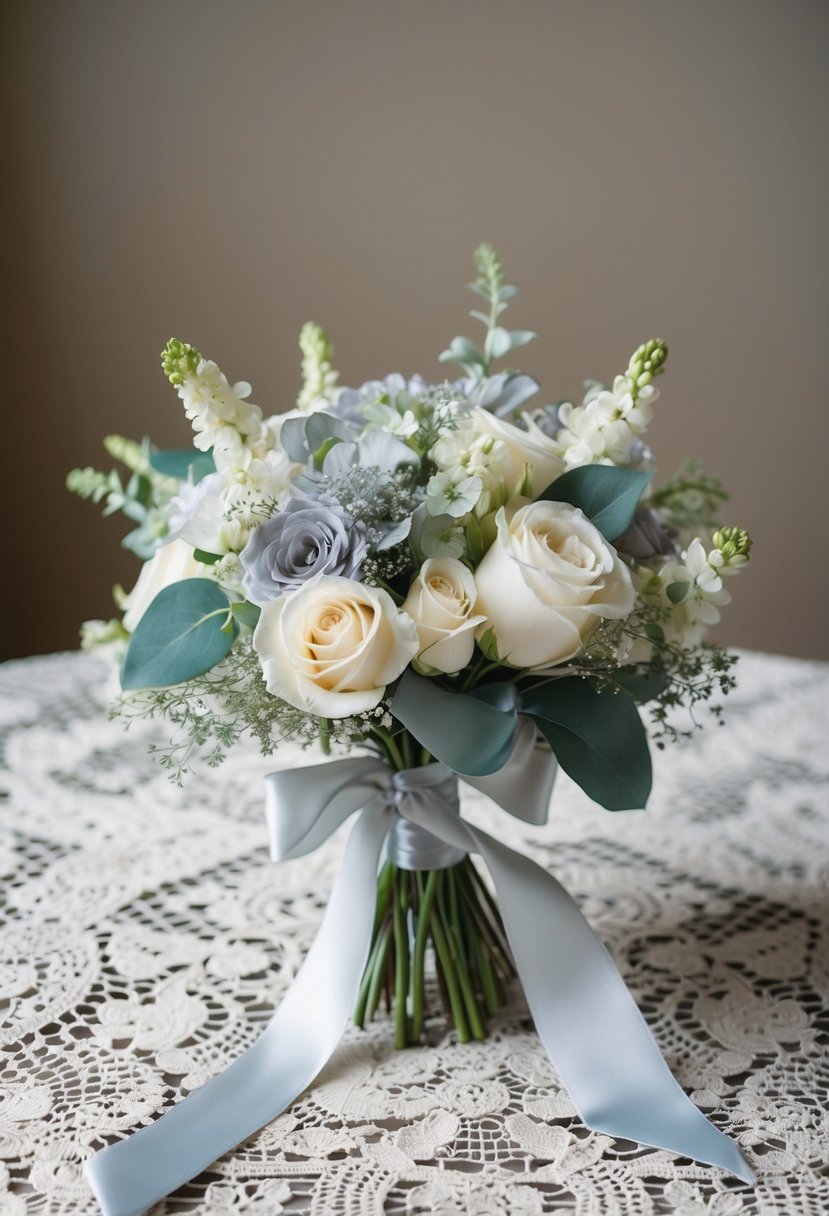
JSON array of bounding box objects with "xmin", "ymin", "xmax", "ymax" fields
[
  {"xmin": 402, "ymin": 558, "xmax": 486, "ymax": 673},
  {"xmin": 253, "ymin": 575, "xmax": 419, "ymax": 717},
  {"xmin": 473, "ymin": 501, "xmax": 635, "ymax": 667},
  {"xmin": 122, "ymin": 540, "xmax": 203, "ymax": 632}
]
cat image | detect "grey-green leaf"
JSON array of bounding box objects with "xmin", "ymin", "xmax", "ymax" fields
[
  {"xmin": 438, "ymin": 336, "xmax": 485, "ymax": 368},
  {"xmin": 121, "ymin": 578, "xmax": 236, "ymax": 689}
]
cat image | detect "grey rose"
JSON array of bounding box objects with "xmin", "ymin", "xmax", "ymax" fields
[
  {"xmin": 240, "ymin": 494, "xmax": 369, "ymax": 605},
  {"xmin": 615, "ymin": 506, "xmax": 677, "ymax": 561}
]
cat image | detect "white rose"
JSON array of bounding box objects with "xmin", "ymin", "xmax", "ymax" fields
[
  {"xmin": 121, "ymin": 539, "xmax": 203, "ymax": 632},
  {"xmin": 253, "ymin": 575, "xmax": 419, "ymax": 717},
  {"xmin": 401, "ymin": 557, "xmax": 487, "ymax": 674},
  {"xmin": 473, "ymin": 501, "xmax": 635, "ymax": 668},
  {"xmin": 470, "ymin": 409, "xmax": 564, "ymax": 498}
]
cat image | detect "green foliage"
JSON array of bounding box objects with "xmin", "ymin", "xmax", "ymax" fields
[
  {"xmin": 121, "ymin": 578, "xmax": 237, "ymax": 689},
  {"xmin": 521, "ymin": 678, "xmax": 652, "ymax": 811},
  {"xmin": 650, "ymin": 459, "xmax": 729, "ymax": 531},
  {"xmin": 538, "ymin": 465, "xmax": 651, "ymax": 541},
  {"xmin": 113, "ymin": 640, "xmax": 379, "ymax": 783},
  {"xmin": 68, "ymin": 435, "xmax": 180, "ymax": 559},
  {"xmin": 439, "ymin": 244, "xmax": 535, "ymax": 378}
]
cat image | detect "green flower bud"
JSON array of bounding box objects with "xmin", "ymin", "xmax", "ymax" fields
[
  {"xmin": 628, "ymin": 339, "xmax": 668, "ymax": 396},
  {"xmin": 161, "ymin": 338, "xmax": 201, "ymax": 386},
  {"xmin": 712, "ymin": 526, "xmax": 752, "ymax": 566}
]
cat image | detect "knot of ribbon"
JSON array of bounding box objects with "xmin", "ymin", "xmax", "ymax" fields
[{"xmin": 86, "ymin": 734, "xmax": 753, "ymax": 1216}]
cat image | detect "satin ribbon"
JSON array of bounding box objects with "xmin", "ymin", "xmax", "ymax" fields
[{"xmin": 86, "ymin": 752, "xmax": 753, "ymax": 1216}]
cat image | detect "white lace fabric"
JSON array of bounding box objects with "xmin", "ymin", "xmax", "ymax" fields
[{"xmin": 1, "ymin": 649, "xmax": 827, "ymax": 1215}]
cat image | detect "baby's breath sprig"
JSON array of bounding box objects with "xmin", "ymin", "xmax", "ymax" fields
[{"xmin": 113, "ymin": 640, "xmax": 377, "ymax": 784}]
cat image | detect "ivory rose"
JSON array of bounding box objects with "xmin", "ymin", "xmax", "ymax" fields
[
  {"xmin": 401, "ymin": 557, "xmax": 486, "ymax": 674},
  {"xmin": 474, "ymin": 501, "xmax": 635, "ymax": 668},
  {"xmin": 253, "ymin": 575, "xmax": 419, "ymax": 716}
]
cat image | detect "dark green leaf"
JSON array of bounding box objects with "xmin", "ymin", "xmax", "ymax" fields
[
  {"xmin": 193, "ymin": 548, "xmax": 222, "ymax": 565},
  {"xmin": 522, "ymin": 677, "xmax": 652, "ymax": 810},
  {"xmin": 149, "ymin": 449, "xmax": 216, "ymax": 484},
  {"xmin": 538, "ymin": 466, "xmax": 651, "ymax": 541},
  {"xmin": 121, "ymin": 578, "xmax": 236, "ymax": 689},
  {"xmin": 613, "ymin": 665, "xmax": 670, "ymax": 704}
]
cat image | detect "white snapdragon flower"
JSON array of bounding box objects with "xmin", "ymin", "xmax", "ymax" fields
[
  {"xmin": 554, "ymin": 374, "xmax": 658, "ymax": 469},
  {"xmin": 176, "ymin": 359, "xmax": 273, "ymax": 468}
]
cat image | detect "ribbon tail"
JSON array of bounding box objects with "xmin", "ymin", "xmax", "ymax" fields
[
  {"xmin": 85, "ymin": 800, "xmax": 391, "ymax": 1216},
  {"xmin": 469, "ymin": 824, "xmax": 756, "ymax": 1184}
]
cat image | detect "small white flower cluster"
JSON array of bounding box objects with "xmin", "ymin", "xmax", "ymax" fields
[
  {"xmin": 431, "ymin": 423, "xmax": 511, "ymax": 517},
  {"xmin": 650, "ymin": 533, "xmax": 751, "ymax": 648},
  {"xmin": 553, "ymin": 373, "xmax": 658, "ymax": 469}
]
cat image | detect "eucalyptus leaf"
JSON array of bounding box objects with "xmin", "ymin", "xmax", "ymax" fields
[
  {"xmin": 438, "ymin": 336, "xmax": 485, "ymax": 369},
  {"xmin": 490, "ymin": 327, "xmax": 536, "ymax": 358},
  {"xmin": 539, "ymin": 465, "xmax": 651, "ymax": 541},
  {"xmin": 149, "ymin": 449, "xmax": 216, "ymax": 484},
  {"xmin": 230, "ymin": 601, "xmax": 261, "ymax": 629},
  {"xmin": 667, "ymin": 581, "xmax": 691, "ymax": 604},
  {"xmin": 522, "ymin": 678, "xmax": 652, "ymax": 810},
  {"xmin": 121, "ymin": 578, "xmax": 237, "ymax": 690}
]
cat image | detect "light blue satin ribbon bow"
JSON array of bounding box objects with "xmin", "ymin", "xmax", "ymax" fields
[{"xmin": 85, "ymin": 746, "xmax": 753, "ymax": 1216}]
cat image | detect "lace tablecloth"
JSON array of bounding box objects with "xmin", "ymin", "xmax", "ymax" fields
[{"xmin": 1, "ymin": 650, "xmax": 827, "ymax": 1216}]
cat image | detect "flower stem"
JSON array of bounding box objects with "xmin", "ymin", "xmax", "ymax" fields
[
  {"xmin": 429, "ymin": 902, "xmax": 470, "ymax": 1042},
  {"xmin": 411, "ymin": 870, "xmax": 440, "ymax": 1042},
  {"xmin": 393, "ymin": 871, "xmax": 410, "ymax": 1048}
]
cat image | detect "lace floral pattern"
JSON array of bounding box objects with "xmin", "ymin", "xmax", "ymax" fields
[{"xmin": 1, "ymin": 650, "xmax": 827, "ymax": 1214}]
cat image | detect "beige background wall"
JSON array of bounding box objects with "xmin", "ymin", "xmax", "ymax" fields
[{"xmin": 4, "ymin": 0, "xmax": 828, "ymax": 661}]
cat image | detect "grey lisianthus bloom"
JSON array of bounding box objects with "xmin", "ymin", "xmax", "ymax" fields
[
  {"xmin": 240, "ymin": 493, "xmax": 369, "ymax": 604},
  {"xmin": 615, "ymin": 506, "xmax": 677, "ymax": 561}
]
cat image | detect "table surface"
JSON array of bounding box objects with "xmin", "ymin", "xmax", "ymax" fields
[{"xmin": 1, "ymin": 649, "xmax": 827, "ymax": 1216}]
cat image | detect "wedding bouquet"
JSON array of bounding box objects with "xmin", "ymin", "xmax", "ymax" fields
[
  {"xmin": 70, "ymin": 244, "xmax": 750, "ymax": 1045},
  {"xmin": 71, "ymin": 248, "xmax": 756, "ymax": 1211}
]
